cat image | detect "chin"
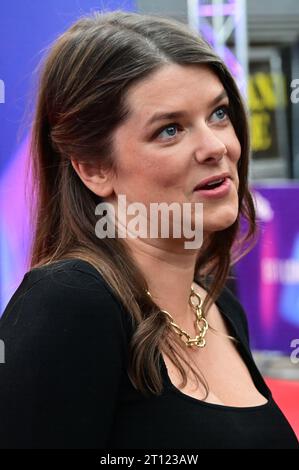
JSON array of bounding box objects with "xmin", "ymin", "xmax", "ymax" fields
[{"xmin": 203, "ymin": 206, "xmax": 239, "ymax": 232}]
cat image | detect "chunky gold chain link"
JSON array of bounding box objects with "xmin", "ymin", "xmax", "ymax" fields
[{"xmin": 146, "ymin": 285, "xmax": 208, "ymax": 348}]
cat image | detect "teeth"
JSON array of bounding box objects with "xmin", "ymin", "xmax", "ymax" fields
[{"xmin": 206, "ymin": 178, "xmax": 224, "ymax": 186}]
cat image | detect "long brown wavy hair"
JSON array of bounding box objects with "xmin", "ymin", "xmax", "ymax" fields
[{"xmin": 28, "ymin": 10, "xmax": 258, "ymax": 398}]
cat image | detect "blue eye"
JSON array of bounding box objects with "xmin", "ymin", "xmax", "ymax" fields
[
  {"xmin": 211, "ymin": 105, "xmax": 229, "ymax": 122},
  {"xmin": 157, "ymin": 123, "xmax": 182, "ymax": 140}
]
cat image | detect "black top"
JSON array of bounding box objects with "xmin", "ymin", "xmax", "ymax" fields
[{"xmin": 0, "ymin": 259, "xmax": 298, "ymax": 449}]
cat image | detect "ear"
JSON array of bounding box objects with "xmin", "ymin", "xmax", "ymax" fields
[{"xmin": 71, "ymin": 159, "xmax": 114, "ymax": 198}]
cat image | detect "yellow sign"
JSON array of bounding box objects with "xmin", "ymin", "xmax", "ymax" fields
[{"xmin": 248, "ymin": 72, "xmax": 287, "ymax": 152}]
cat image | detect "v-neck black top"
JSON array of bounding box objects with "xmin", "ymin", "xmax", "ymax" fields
[{"xmin": 0, "ymin": 259, "xmax": 298, "ymax": 449}]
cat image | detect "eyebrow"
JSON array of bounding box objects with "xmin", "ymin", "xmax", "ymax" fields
[{"xmin": 145, "ymin": 89, "xmax": 229, "ymax": 127}]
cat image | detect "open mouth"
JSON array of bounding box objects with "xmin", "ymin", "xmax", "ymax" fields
[
  {"xmin": 198, "ymin": 178, "xmax": 225, "ymax": 190},
  {"xmin": 194, "ymin": 177, "xmax": 231, "ymax": 198}
]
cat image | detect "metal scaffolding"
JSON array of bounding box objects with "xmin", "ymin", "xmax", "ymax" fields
[{"xmin": 187, "ymin": 0, "xmax": 248, "ymax": 98}]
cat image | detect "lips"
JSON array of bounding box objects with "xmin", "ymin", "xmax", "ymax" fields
[
  {"xmin": 193, "ymin": 176, "xmax": 231, "ymax": 198},
  {"xmin": 194, "ymin": 172, "xmax": 231, "ymax": 191}
]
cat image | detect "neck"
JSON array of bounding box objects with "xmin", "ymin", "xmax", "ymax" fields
[{"xmin": 125, "ymin": 237, "xmax": 203, "ymax": 325}]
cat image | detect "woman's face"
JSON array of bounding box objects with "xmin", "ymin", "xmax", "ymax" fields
[{"xmin": 108, "ymin": 63, "xmax": 241, "ymax": 237}]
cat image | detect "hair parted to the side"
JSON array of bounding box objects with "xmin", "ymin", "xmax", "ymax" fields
[{"xmin": 28, "ymin": 9, "xmax": 258, "ymax": 398}]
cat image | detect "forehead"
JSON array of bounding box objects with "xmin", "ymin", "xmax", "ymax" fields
[{"xmin": 124, "ymin": 64, "xmax": 225, "ymax": 121}]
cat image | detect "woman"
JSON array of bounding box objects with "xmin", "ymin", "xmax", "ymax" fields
[{"xmin": 0, "ymin": 10, "xmax": 298, "ymax": 449}]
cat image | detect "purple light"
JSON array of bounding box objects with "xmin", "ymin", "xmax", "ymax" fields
[
  {"xmin": 199, "ymin": 4, "xmax": 236, "ymax": 17},
  {"xmin": 199, "ymin": 22, "xmax": 246, "ymax": 95},
  {"xmin": 0, "ymin": 135, "xmax": 32, "ymax": 312}
]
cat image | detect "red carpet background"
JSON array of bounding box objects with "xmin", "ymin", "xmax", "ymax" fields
[{"xmin": 265, "ymin": 378, "xmax": 299, "ymax": 439}]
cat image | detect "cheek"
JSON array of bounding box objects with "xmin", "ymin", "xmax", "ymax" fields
[
  {"xmin": 121, "ymin": 144, "xmax": 183, "ymax": 190},
  {"xmin": 226, "ymin": 131, "xmax": 241, "ymax": 189},
  {"xmin": 113, "ymin": 147, "xmax": 177, "ymax": 203},
  {"xmin": 227, "ymin": 130, "xmax": 241, "ymax": 163}
]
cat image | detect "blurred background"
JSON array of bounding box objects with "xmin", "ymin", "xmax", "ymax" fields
[{"xmin": 0, "ymin": 0, "xmax": 298, "ymax": 438}]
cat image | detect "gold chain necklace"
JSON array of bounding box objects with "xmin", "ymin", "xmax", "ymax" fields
[{"xmin": 146, "ymin": 286, "xmax": 208, "ymax": 348}]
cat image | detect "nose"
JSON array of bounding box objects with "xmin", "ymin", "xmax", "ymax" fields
[{"xmin": 193, "ymin": 128, "xmax": 227, "ymax": 165}]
